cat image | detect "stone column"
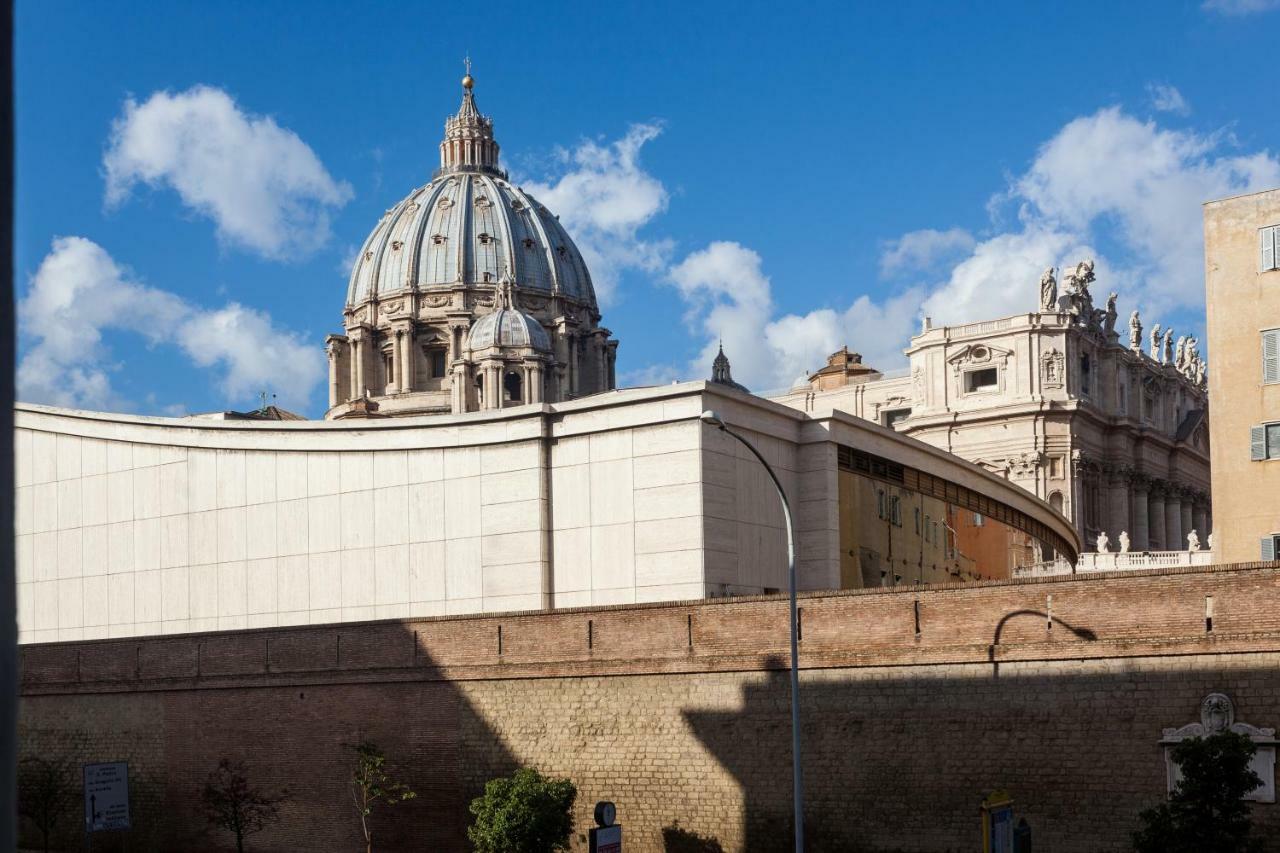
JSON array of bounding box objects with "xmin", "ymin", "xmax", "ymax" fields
[
  {"xmin": 450, "ymin": 363, "xmax": 468, "ymax": 414},
  {"xmin": 568, "ymin": 334, "xmax": 579, "ymax": 398},
  {"xmin": 1107, "ymin": 471, "xmax": 1130, "ymax": 544},
  {"xmin": 1148, "ymin": 488, "xmax": 1166, "ymax": 551},
  {"xmin": 1131, "ymin": 480, "xmax": 1150, "ymax": 551},
  {"xmin": 353, "ymin": 337, "xmax": 366, "ymax": 398},
  {"xmin": 400, "ymin": 326, "xmax": 414, "ymax": 393},
  {"xmin": 1193, "ymin": 504, "xmax": 1208, "ymax": 541},
  {"xmin": 326, "ymin": 340, "xmax": 343, "ymax": 407},
  {"xmin": 529, "ymin": 363, "xmax": 543, "ymax": 404},
  {"xmin": 1180, "ymin": 499, "xmax": 1193, "ymax": 547},
  {"xmin": 1165, "ymin": 495, "xmax": 1182, "ymax": 552}
]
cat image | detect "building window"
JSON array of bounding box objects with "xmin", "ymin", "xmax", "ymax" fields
[
  {"xmin": 882, "ymin": 408, "xmax": 912, "ymax": 428},
  {"xmin": 504, "ymin": 371, "xmax": 523, "ymax": 403},
  {"xmin": 1261, "ymin": 225, "xmax": 1279, "ymax": 272},
  {"xmin": 382, "ymin": 350, "xmax": 394, "ymax": 388},
  {"xmin": 1264, "ymin": 534, "xmax": 1280, "ymax": 561},
  {"xmin": 429, "ymin": 349, "xmax": 447, "ymax": 379},
  {"xmin": 914, "ymin": 507, "xmax": 921, "ymax": 535},
  {"xmin": 1264, "ymin": 329, "xmax": 1279, "ymax": 385},
  {"xmin": 1080, "ymin": 354, "xmax": 1091, "ymax": 396},
  {"xmin": 964, "ymin": 367, "xmax": 999, "ymax": 393},
  {"xmin": 1049, "ymin": 456, "xmax": 1064, "ymax": 479},
  {"xmin": 877, "ymin": 489, "xmax": 886, "ymax": 520},
  {"xmin": 1252, "ymin": 423, "xmax": 1280, "ymax": 460},
  {"xmin": 924, "ymin": 515, "xmax": 931, "ymax": 541},
  {"xmin": 891, "ymin": 495, "xmax": 901, "ymax": 527},
  {"xmin": 973, "ymin": 512, "xmax": 984, "ymax": 527}
]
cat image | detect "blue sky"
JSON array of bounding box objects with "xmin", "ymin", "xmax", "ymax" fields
[{"xmin": 14, "ymin": 0, "xmax": 1280, "ymax": 416}]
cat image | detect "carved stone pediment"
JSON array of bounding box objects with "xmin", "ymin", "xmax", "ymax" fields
[
  {"xmin": 946, "ymin": 342, "xmax": 1012, "ymax": 368},
  {"xmin": 420, "ymin": 294, "xmax": 452, "ymax": 309}
]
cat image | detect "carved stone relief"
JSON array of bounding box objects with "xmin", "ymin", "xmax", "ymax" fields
[{"xmin": 1161, "ymin": 693, "xmax": 1276, "ymax": 803}]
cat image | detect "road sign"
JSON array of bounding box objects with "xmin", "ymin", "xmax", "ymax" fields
[
  {"xmin": 589, "ymin": 824, "xmax": 621, "ymax": 853},
  {"xmin": 83, "ymin": 762, "xmax": 131, "ymax": 832}
]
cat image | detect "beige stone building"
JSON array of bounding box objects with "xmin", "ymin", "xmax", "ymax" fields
[
  {"xmin": 776, "ymin": 262, "xmax": 1212, "ymax": 568},
  {"xmin": 1204, "ymin": 187, "xmax": 1280, "ymax": 562}
]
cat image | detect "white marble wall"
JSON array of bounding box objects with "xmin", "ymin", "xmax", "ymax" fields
[
  {"xmin": 15, "ymin": 382, "xmax": 1082, "ymax": 643},
  {"xmin": 13, "ymin": 433, "xmax": 556, "ymax": 642}
]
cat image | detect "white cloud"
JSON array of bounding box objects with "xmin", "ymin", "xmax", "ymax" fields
[
  {"xmin": 1147, "ymin": 83, "xmax": 1191, "ymax": 117},
  {"xmin": 1202, "ymin": 0, "xmax": 1280, "ymax": 14},
  {"xmin": 18, "ymin": 236, "xmax": 324, "ymax": 412},
  {"xmin": 879, "ymin": 228, "xmax": 975, "ymax": 277},
  {"xmin": 522, "ymin": 123, "xmax": 673, "ymax": 304},
  {"xmin": 650, "ymin": 106, "xmax": 1280, "ymax": 394},
  {"xmin": 663, "ymin": 241, "xmax": 922, "ymax": 393},
  {"xmin": 104, "ymin": 86, "xmax": 353, "ymax": 260}
]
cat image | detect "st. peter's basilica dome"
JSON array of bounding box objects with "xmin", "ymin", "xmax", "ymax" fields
[{"xmin": 325, "ymin": 72, "xmax": 616, "ymax": 419}]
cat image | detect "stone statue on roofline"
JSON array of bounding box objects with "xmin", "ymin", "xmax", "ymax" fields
[
  {"xmin": 1062, "ymin": 259, "xmax": 1096, "ymax": 324},
  {"xmin": 1150, "ymin": 323, "xmax": 1162, "ymax": 360},
  {"xmin": 1119, "ymin": 530, "xmax": 1131, "ymax": 553},
  {"xmin": 1175, "ymin": 336, "xmax": 1188, "ymax": 372},
  {"xmin": 1104, "ymin": 292, "xmax": 1118, "ymax": 334},
  {"xmin": 1129, "ymin": 311, "xmax": 1143, "ymax": 351},
  {"xmin": 1039, "ymin": 267, "xmax": 1057, "ymax": 312},
  {"xmin": 1096, "ymin": 530, "xmax": 1110, "ymax": 553},
  {"xmin": 1163, "ymin": 328, "xmax": 1175, "ymax": 364},
  {"xmin": 1187, "ymin": 529, "xmax": 1201, "ymax": 552}
]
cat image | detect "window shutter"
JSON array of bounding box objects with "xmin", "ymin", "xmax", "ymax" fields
[
  {"xmin": 1264, "ymin": 330, "xmax": 1280, "ymax": 385},
  {"xmin": 1264, "ymin": 536, "xmax": 1277, "ymax": 562},
  {"xmin": 1264, "ymin": 227, "xmax": 1277, "ymax": 272},
  {"xmin": 1253, "ymin": 425, "xmax": 1267, "ymax": 460}
]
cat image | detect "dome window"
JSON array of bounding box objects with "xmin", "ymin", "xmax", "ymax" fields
[
  {"xmin": 432, "ymin": 234, "xmax": 447, "ymax": 245},
  {"xmin": 475, "ymin": 196, "xmax": 491, "ymax": 209},
  {"xmin": 522, "ymin": 238, "xmax": 535, "ymax": 250},
  {"xmin": 478, "ymin": 233, "xmax": 493, "ymax": 245},
  {"xmin": 391, "ymin": 240, "xmax": 403, "ymax": 251},
  {"xmin": 437, "ymin": 198, "xmax": 452, "ymax": 210},
  {"xmin": 556, "ymin": 245, "xmax": 567, "ymax": 258},
  {"xmin": 364, "ymin": 251, "xmax": 374, "ymax": 260},
  {"xmin": 511, "ymin": 200, "xmax": 524, "ymax": 211}
]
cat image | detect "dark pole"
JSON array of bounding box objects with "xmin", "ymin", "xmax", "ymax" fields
[
  {"xmin": 701, "ymin": 410, "xmax": 803, "ymax": 851},
  {"xmin": 1, "ymin": 3, "xmax": 17, "ymax": 850}
]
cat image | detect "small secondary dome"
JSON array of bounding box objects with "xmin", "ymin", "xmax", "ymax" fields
[{"xmin": 466, "ymin": 280, "xmax": 552, "ymax": 353}]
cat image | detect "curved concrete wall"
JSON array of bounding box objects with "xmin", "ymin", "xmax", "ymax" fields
[{"xmin": 13, "ymin": 383, "xmax": 1079, "ymax": 643}]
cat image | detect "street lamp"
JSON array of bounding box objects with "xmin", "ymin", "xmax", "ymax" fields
[{"xmin": 700, "ymin": 409, "xmax": 804, "ymax": 852}]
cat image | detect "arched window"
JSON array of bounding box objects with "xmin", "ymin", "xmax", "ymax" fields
[
  {"xmin": 475, "ymin": 374, "xmax": 484, "ymax": 406},
  {"xmin": 504, "ymin": 371, "xmax": 523, "ymax": 403},
  {"xmin": 1049, "ymin": 491, "xmax": 1065, "ymax": 517}
]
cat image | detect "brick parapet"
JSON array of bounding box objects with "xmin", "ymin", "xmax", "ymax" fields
[{"xmin": 21, "ymin": 562, "xmax": 1280, "ymax": 696}]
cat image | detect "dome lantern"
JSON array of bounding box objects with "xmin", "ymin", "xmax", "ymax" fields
[{"xmin": 440, "ymin": 63, "xmax": 501, "ymax": 176}]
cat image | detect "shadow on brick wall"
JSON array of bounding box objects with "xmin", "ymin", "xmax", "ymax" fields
[
  {"xmin": 685, "ymin": 651, "xmax": 1280, "ymax": 853},
  {"xmin": 18, "ymin": 620, "xmax": 518, "ymax": 852}
]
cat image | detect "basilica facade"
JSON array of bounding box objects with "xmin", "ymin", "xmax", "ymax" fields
[
  {"xmin": 776, "ymin": 264, "xmax": 1212, "ymax": 560},
  {"xmin": 324, "ymin": 73, "xmax": 617, "ymax": 418}
]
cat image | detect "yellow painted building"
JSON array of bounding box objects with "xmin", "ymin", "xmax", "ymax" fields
[{"xmin": 1204, "ymin": 188, "xmax": 1280, "ymax": 562}]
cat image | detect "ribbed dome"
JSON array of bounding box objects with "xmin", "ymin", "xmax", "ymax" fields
[
  {"xmin": 345, "ymin": 173, "xmax": 596, "ymax": 307},
  {"xmin": 466, "ymin": 297, "xmax": 552, "ymax": 353}
]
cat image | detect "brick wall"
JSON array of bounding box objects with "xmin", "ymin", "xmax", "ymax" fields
[{"xmin": 19, "ymin": 563, "xmax": 1280, "ymax": 852}]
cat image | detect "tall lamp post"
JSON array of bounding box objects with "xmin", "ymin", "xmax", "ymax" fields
[{"xmin": 700, "ymin": 409, "xmax": 804, "ymax": 851}]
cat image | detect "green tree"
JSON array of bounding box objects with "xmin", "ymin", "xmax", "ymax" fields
[
  {"xmin": 16, "ymin": 755, "xmax": 78, "ymax": 853},
  {"xmin": 201, "ymin": 758, "xmax": 289, "ymax": 853},
  {"xmin": 467, "ymin": 767, "xmax": 577, "ymax": 853},
  {"xmin": 348, "ymin": 741, "xmax": 416, "ymax": 853},
  {"xmin": 1133, "ymin": 730, "xmax": 1263, "ymax": 853}
]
